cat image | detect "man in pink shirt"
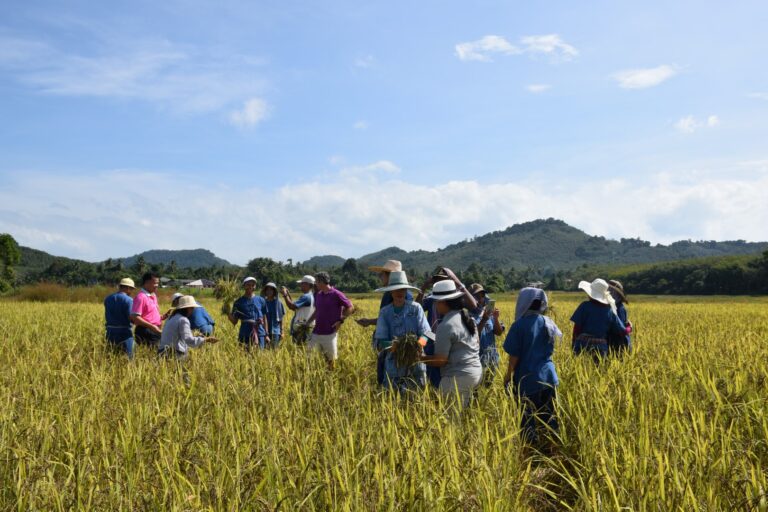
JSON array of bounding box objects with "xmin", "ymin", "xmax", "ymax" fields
[{"xmin": 131, "ymin": 272, "xmax": 163, "ymax": 346}]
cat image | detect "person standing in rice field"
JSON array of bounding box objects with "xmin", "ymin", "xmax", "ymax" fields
[
  {"xmin": 373, "ymin": 271, "xmax": 431, "ymax": 393},
  {"xmin": 306, "ymin": 272, "xmax": 354, "ymax": 370},
  {"xmin": 104, "ymin": 277, "xmax": 137, "ymax": 358},
  {"xmin": 282, "ymin": 275, "xmax": 316, "ymax": 345},
  {"xmin": 570, "ymin": 278, "xmax": 627, "ymax": 361},
  {"xmin": 262, "ymin": 282, "xmax": 286, "ymax": 348},
  {"xmin": 607, "ymin": 280, "xmax": 632, "ymax": 355},
  {"xmin": 417, "ymin": 267, "xmax": 479, "ymax": 389},
  {"xmin": 130, "ymin": 272, "xmax": 163, "ymax": 346},
  {"xmin": 228, "ymin": 276, "xmax": 269, "ymax": 350},
  {"xmin": 468, "ymin": 283, "xmax": 505, "ymax": 386},
  {"xmin": 356, "ymin": 260, "xmax": 414, "ymax": 384},
  {"xmin": 503, "ymin": 287, "xmax": 562, "ymax": 449},
  {"xmin": 421, "ymin": 279, "xmax": 482, "ymax": 409}
]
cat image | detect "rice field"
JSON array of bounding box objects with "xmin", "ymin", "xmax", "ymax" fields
[{"xmin": 1, "ymin": 293, "xmax": 767, "ymax": 510}]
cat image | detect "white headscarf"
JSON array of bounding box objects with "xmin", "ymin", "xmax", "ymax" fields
[{"xmin": 515, "ymin": 287, "xmax": 562, "ymax": 341}]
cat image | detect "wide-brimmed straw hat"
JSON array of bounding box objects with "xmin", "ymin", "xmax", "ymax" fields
[
  {"xmin": 242, "ymin": 276, "xmax": 257, "ymax": 285},
  {"xmin": 578, "ymin": 279, "xmax": 611, "ymax": 305},
  {"xmin": 174, "ymin": 296, "xmax": 200, "ymax": 310},
  {"xmin": 296, "ymin": 275, "xmax": 316, "ymax": 285},
  {"xmin": 119, "ymin": 278, "xmax": 135, "ymax": 288},
  {"xmin": 468, "ymin": 283, "xmax": 485, "ymax": 296},
  {"xmin": 608, "ymin": 279, "xmax": 628, "ymax": 303},
  {"xmin": 374, "ymin": 271, "xmax": 420, "ymax": 293},
  {"xmin": 428, "ymin": 280, "xmax": 464, "ymax": 301},
  {"xmin": 367, "ymin": 259, "xmax": 403, "ymax": 273}
]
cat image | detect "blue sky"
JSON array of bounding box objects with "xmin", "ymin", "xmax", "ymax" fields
[{"xmin": 1, "ymin": 0, "xmax": 767, "ymax": 265}]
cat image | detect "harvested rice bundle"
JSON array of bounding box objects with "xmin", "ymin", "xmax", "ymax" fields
[
  {"xmin": 391, "ymin": 332, "xmax": 425, "ymax": 369},
  {"xmin": 214, "ymin": 276, "xmax": 241, "ymax": 315}
]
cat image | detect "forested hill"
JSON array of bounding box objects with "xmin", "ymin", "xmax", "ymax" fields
[
  {"xmin": 303, "ymin": 219, "xmax": 768, "ymax": 272},
  {"xmin": 119, "ymin": 249, "xmax": 231, "ymax": 269}
]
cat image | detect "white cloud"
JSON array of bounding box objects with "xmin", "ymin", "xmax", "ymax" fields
[
  {"xmin": 353, "ymin": 120, "xmax": 369, "ymax": 130},
  {"xmin": 674, "ymin": 114, "xmax": 720, "ymax": 134},
  {"xmin": 613, "ymin": 65, "xmax": 677, "ymax": 89},
  {"xmin": 2, "ymin": 160, "xmax": 767, "ymax": 265},
  {"xmin": 455, "ymin": 35, "xmax": 520, "ymax": 62},
  {"xmin": 526, "ymin": 84, "xmax": 551, "ymax": 93},
  {"xmin": 0, "ymin": 35, "xmax": 268, "ymax": 115},
  {"xmin": 354, "ymin": 55, "xmax": 375, "ymax": 68},
  {"xmin": 455, "ymin": 33, "xmax": 577, "ymax": 62},
  {"xmin": 229, "ymin": 98, "xmax": 270, "ymax": 128}
]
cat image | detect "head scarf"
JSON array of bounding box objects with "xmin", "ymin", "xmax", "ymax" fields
[{"xmin": 514, "ymin": 287, "xmax": 562, "ymax": 341}]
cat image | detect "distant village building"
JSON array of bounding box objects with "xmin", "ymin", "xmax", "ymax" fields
[{"xmin": 527, "ymin": 281, "xmax": 545, "ymax": 289}]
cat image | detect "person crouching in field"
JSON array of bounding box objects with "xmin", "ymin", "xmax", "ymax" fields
[
  {"xmin": 468, "ymin": 283, "xmax": 505, "ymax": 386},
  {"xmin": 262, "ymin": 282, "xmax": 286, "ymax": 348},
  {"xmin": 570, "ymin": 278, "xmax": 627, "ymax": 362},
  {"xmin": 373, "ymin": 271, "xmax": 430, "ymax": 393},
  {"xmin": 306, "ymin": 272, "xmax": 354, "ymax": 370},
  {"xmin": 130, "ymin": 272, "xmax": 163, "ymax": 346},
  {"xmin": 503, "ymin": 287, "xmax": 562, "ymax": 450},
  {"xmin": 104, "ymin": 278, "xmax": 137, "ymax": 358},
  {"xmin": 171, "ymin": 293, "xmax": 216, "ymax": 336},
  {"xmin": 282, "ymin": 275, "xmax": 316, "ymax": 345},
  {"xmin": 607, "ymin": 280, "xmax": 632, "ymax": 355},
  {"xmin": 228, "ymin": 277, "xmax": 269, "ymax": 350},
  {"xmin": 421, "ymin": 280, "xmax": 482, "ymax": 409},
  {"xmin": 158, "ymin": 295, "xmax": 219, "ymax": 360}
]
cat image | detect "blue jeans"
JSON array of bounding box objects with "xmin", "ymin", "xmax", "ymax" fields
[{"xmin": 106, "ymin": 328, "xmax": 135, "ymax": 359}]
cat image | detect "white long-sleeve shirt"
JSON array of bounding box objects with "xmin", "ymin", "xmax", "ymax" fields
[{"xmin": 159, "ymin": 313, "xmax": 205, "ymax": 354}]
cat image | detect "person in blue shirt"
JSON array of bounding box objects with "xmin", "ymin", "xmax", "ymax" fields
[
  {"xmin": 228, "ymin": 276, "xmax": 269, "ymax": 350},
  {"xmin": 468, "ymin": 283, "xmax": 505, "ymax": 386},
  {"xmin": 607, "ymin": 280, "xmax": 632, "ymax": 355},
  {"xmin": 103, "ymin": 278, "xmax": 136, "ymax": 359},
  {"xmin": 281, "ymin": 275, "xmax": 316, "ymax": 345},
  {"xmin": 373, "ymin": 271, "xmax": 431, "ymax": 394},
  {"xmin": 262, "ymin": 282, "xmax": 286, "ymax": 348},
  {"xmin": 171, "ymin": 293, "xmax": 216, "ymax": 336},
  {"xmin": 417, "ymin": 267, "xmax": 478, "ymax": 388},
  {"xmin": 503, "ymin": 287, "xmax": 562, "ymax": 448},
  {"xmin": 571, "ymin": 278, "xmax": 627, "ymax": 362}
]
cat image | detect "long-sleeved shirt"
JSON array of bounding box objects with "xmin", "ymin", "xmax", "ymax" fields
[{"xmin": 159, "ymin": 313, "xmax": 206, "ymax": 354}]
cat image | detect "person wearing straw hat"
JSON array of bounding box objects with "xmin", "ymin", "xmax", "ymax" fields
[
  {"xmin": 417, "ymin": 267, "xmax": 479, "ymax": 389},
  {"xmin": 261, "ymin": 282, "xmax": 286, "ymax": 348},
  {"xmin": 570, "ymin": 278, "xmax": 627, "ymax": 361},
  {"xmin": 420, "ymin": 280, "xmax": 482, "ymax": 409},
  {"xmin": 103, "ymin": 277, "xmax": 137, "ymax": 358},
  {"xmin": 282, "ymin": 275, "xmax": 316, "ymax": 345},
  {"xmin": 158, "ymin": 295, "xmax": 219, "ymax": 360},
  {"xmin": 170, "ymin": 292, "xmax": 216, "ymax": 336},
  {"xmin": 607, "ymin": 280, "xmax": 632, "ymax": 355},
  {"xmin": 503, "ymin": 287, "xmax": 562, "ymax": 449},
  {"xmin": 468, "ymin": 283, "xmax": 505, "ymax": 386},
  {"xmin": 356, "ymin": 260, "xmax": 413, "ymax": 328},
  {"xmin": 306, "ymin": 272, "xmax": 354, "ymax": 370},
  {"xmin": 228, "ymin": 277, "xmax": 269, "ymax": 350},
  {"xmin": 372, "ymin": 271, "xmax": 431, "ymax": 391}
]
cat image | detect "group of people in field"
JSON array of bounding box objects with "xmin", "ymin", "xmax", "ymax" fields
[{"xmin": 104, "ymin": 261, "xmax": 632, "ymax": 447}]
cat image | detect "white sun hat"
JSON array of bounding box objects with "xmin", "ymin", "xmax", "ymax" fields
[
  {"xmin": 578, "ymin": 279, "xmax": 611, "ymax": 304},
  {"xmin": 174, "ymin": 296, "xmax": 200, "ymax": 310},
  {"xmin": 374, "ymin": 271, "xmax": 420, "ymax": 293},
  {"xmin": 428, "ymin": 280, "xmax": 465, "ymax": 301},
  {"xmin": 242, "ymin": 276, "xmax": 258, "ymax": 285},
  {"xmin": 367, "ymin": 259, "xmax": 403, "ymax": 273},
  {"xmin": 296, "ymin": 275, "xmax": 316, "ymax": 285}
]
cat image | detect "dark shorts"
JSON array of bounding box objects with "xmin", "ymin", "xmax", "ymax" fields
[{"xmin": 135, "ymin": 326, "xmax": 162, "ymax": 346}]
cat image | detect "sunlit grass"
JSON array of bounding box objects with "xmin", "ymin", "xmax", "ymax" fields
[{"xmin": 1, "ymin": 294, "xmax": 766, "ymax": 510}]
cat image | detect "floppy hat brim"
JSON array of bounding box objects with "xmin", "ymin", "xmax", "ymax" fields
[
  {"xmin": 427, "ymin": 290, "xmax": 465, "ymax": 301},
  {"xmin": 578, "ymin": 281, "xmax": 609, "ymax": 304},
  {"xmin": 374, "ymin": 284, "xmax": 421, "ymax": 293}
]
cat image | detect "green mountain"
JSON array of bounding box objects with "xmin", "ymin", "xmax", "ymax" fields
[
  {"xmin": 16, "ymin": 246, "xmax": 91, "ymax": 279},
  {"xmin": 301, "ymin": 255, "xmax": 347, "ymax": 269},
  {"xmin": 119, "ymin": 249, "xmax": 232, "ymax": 269},
  {"xmin": 305, "ymin": 219, "xmax": 768, "ymax": 272}
]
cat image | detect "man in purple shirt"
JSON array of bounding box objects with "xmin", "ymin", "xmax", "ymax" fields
[{"xmin": 307, "ymin": 272, "xmax": 354, "ymax": 370}]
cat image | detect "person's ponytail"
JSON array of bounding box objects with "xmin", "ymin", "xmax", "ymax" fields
[{"xmin": 459, "ymin": 308, "xmax": 477, "ymax": 336}]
